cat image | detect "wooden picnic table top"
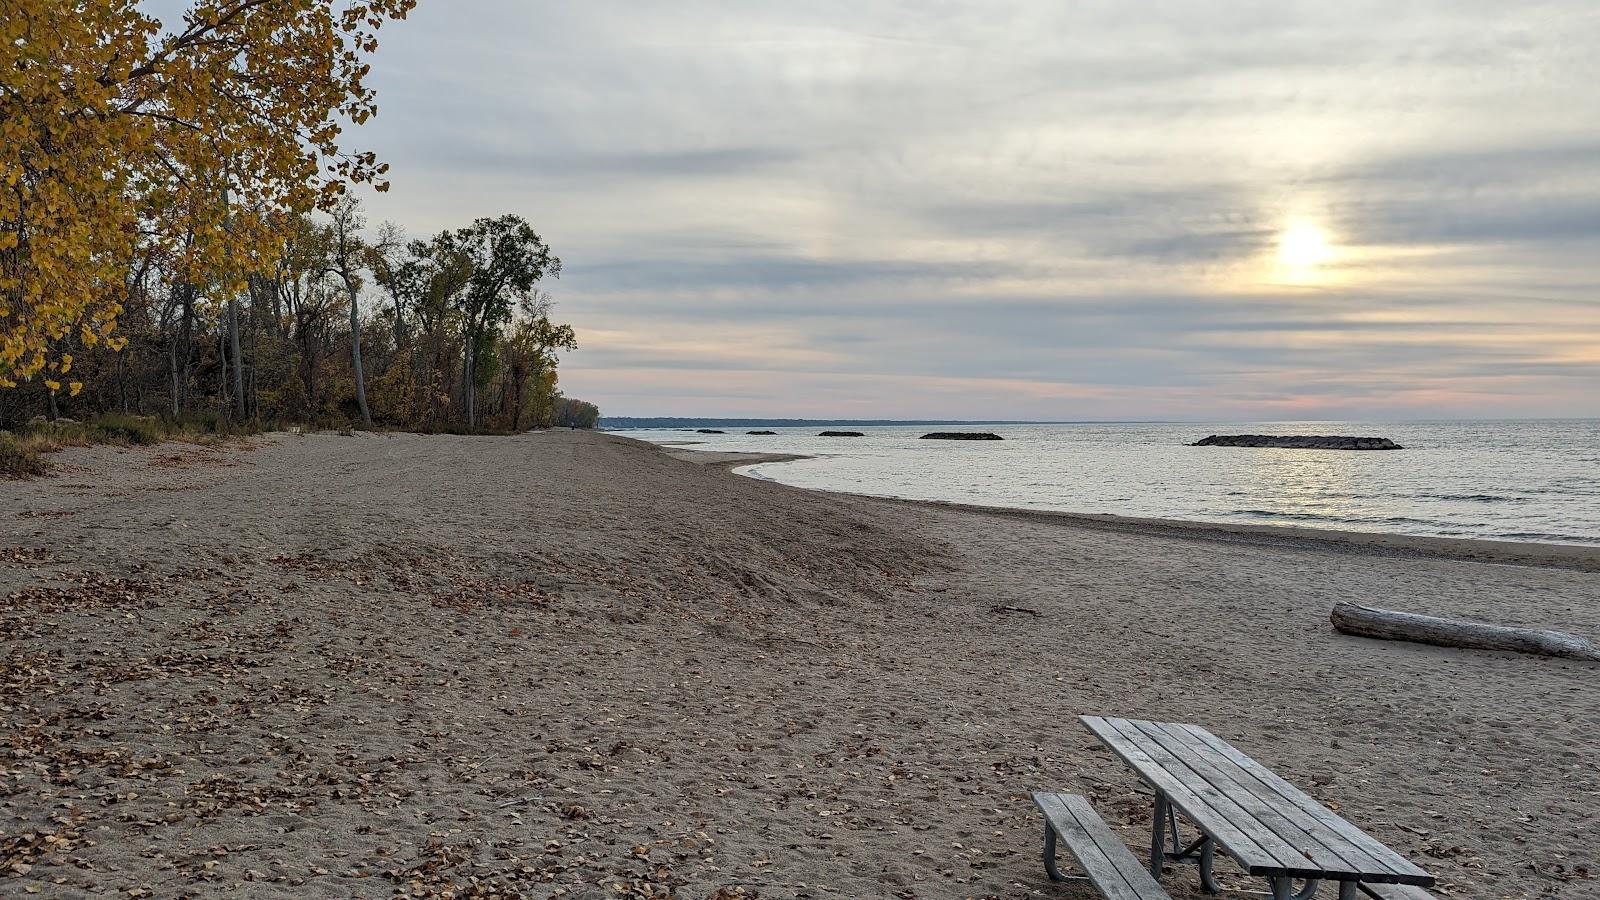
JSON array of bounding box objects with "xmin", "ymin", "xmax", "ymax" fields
[{"xmin": 1081, "ymin": 715, "xmax": 1436, "ymax": 887}]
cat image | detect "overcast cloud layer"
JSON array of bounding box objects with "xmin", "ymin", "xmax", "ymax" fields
[{"xmin": 347, "ymin": 0, "xmax": 1598, "ymax": 419}]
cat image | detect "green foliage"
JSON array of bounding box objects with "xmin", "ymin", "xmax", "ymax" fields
[
  {"xmin": 555, "ymin": 398, "xmax": 600, "ymax": 429},
  {"xmin": 434, "ymin": 215, "xmax": 562, "ymax": 427}
]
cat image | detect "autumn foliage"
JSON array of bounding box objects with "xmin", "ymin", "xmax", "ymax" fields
[{"xmin": 0, "ymin": 0, "xmax": 416, "ymax": 392}]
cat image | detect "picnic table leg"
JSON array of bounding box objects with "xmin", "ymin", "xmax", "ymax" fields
[
  {"xmin": 1336, "ymin": 883, "xmax": 1357, "ymax": 900},
  {"xmin": 1043, "ymin": 821, "xmax": 1066, "ymax": 882},
  {"xmin": 1149, "ymin": 791, "xmax": 1221, "ymax": 889},
  {"xmin": 1149, "ymin": 792, "xmax": 1169, "ymax": 878},
  {"xmin": 1268, "ymin": 876, "xmax": 1323, "ymax": 899},
  {"xmin": 1198, "ymin": 837, "xmax": 1220, "ymax": 894}
]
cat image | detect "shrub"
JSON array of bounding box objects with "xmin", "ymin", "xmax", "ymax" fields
[
  {"xmin": 22, "ymin": 416, "xmax": 93, "ymax": 447},
  {"xmin": 185, "ymin": 410, "xmax": 230, "ymax": 435},
  {"xmin": 0, "ymin": 433, "xmax": 50, "ymax": 479},
  {"xmin": 91, "ymin": 413, "xmax": 164, "ymax": 445}
]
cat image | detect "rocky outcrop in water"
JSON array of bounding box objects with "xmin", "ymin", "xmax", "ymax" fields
[
  {"xmin": 696, "ymin": 429, "xmax": 726, "ymax": 434},
  {"xmin": 1192, "ymin": 434, "xmax": 1403, "ymax": 450},
  {"xmin": 746, "ymin": 430, "xmax": 777, "ymax": 435},
  {"xmin": 819, "ymin": 431, "xmax": 865, "ymax": 437},
  {"xmin": 921, "ymin": 432, "xmax": 1003, "ymax": 441}
]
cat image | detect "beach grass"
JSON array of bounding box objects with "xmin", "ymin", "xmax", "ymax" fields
[
  {"xmin": 0, "ymin": 413, "xmax": 268, "ymax": 477},
  {"xmin": 0, "ymin": 431, "xmax": 51, "ymax": 478}
]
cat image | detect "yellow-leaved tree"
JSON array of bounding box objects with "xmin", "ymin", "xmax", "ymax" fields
[{"xmin": 0, "ymin": 0, "xmax": 415, "ymax": 394}]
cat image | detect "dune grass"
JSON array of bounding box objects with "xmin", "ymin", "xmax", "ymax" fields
[
  {"xmin": 0, "ymin": 432, "xmax": 51, "ymax": 479},
  {"xmin": 0, "ymin": 413, "xmax": 266, "ymax": 479}
]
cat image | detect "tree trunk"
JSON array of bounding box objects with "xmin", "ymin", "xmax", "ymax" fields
[
  {"xmin": 1331, "ymin": 602, "xmax": 1600, "ymax": 661},
  {"xmin": 465, "ymin": 346, "xmax": 476, "ymax": 429},
  {"xmin": 532, "ymin": 361, "xmax": 546, "ymax": 427},
  {"xmin": 424, "ymin": 328, "xmax": 443, "ymax": 428},
  {"xmin": 344, "ymin": 273, "xmax": 371, "ymax": 426},
  {"xmin": 218, "ymin": 329, "xmax": 229, "ymax": 409},
  {"xmin": 462, "ymin": 322, "xmax": 478, "ymax": 430},
  {"xmin": 509, "ymin": 363, "xmax": 523, "ymax": 432},
  {"xmin": 248, "ymin": 282, "xmax": 261, "ymax": 418},
  {"xmin": 177, "ymin": 282, "xmax": 194, "ymax": 416},
  {"xmin": 168, "ymin": 339, "xmax": 180, "ymax": 418},
  {"xmin": 228, "ymin": 294, "xmax": 246, "ymax": 420},
  {"xmin": 301, "ymin": 329, "xmax": 319, "ymax": 417}
]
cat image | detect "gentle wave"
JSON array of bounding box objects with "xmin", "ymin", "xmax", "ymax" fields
[
  {"xmin": 622, "ymin": 420, "xmax": 1600, "ymax": 546},
  {"xmin": 1231, "ymin": 509, "xmax": 1464, "ymax": 530}
]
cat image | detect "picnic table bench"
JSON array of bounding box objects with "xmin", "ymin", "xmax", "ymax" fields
[{"xmin": 1033, "ymin": 715, "xmax": 1438, "ymax": 900}]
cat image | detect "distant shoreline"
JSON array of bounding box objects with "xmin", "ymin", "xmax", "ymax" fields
[
  {"xmin": 604, "ymin": 416, "xmax": 1600, "ymax": 430},
  {"xmin": 602, "ymin": 417, "xmax": 1151, "ymax": 429}
]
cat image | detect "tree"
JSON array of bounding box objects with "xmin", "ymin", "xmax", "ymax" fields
[
  {"xmin": 555, "ymin": 398, "xmax": 600, "ymax": 429},
  {"xmin": 273, "ymin": 217, "xmax": 344, "ymax": 418},
  {"xmin": 499, "ymin": 293, "xmax": 577, "ymax": 431},
  {"xmin": 327, "ymin": 196, "xmax": 371, "ymax": 426},
  {"xmin": 2, "ymin": 200, "xmax": 581, "ymax": 435},
  {"xmin": 388, "ymin": 231, "xmax": 473, "ymax": 426},
  {"xmin": 440, "ymin": 216, "xmax": 561, "ymax": 428},
  {"xmin": 0, "ymin": 0, "xmax": 415, "ymax": 396}
]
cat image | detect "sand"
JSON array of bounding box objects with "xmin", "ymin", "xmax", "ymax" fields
[{"xmin": 2, "ymin": 430, "xmax": 1595, "ymax": 899}]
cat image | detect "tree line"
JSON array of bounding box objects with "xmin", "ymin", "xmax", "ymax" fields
[
  {"xmin": 1, "ymin": 1, "xmax": 597, "ymax": 434},
  {"xmin": 2, "ymin": 197, "xmax": 588, "ymax": 432}
]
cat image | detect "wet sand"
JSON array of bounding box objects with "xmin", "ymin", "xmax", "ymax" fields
[{"xmin": 2, "ymin": 430, "xmax": 1595, "ymax": 898}]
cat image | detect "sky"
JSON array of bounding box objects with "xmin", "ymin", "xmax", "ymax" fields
[{"xmin": 170, "ymin": 1, "xmax": 1600, "ymax": 420}]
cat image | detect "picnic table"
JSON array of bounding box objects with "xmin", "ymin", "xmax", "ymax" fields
[{"xmin": 1033, "ymin": 715, "xmax": 1437, "ymax": 900}]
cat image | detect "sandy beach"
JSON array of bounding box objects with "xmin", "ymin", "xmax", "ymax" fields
[{"xmin": 3, "ymin": 430, "xmax": 1596, "ymax": 899}]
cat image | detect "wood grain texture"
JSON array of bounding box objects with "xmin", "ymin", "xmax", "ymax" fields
[
  {"xmin": 1082, "ymin": 716, "xmax": 1437, "ymax": 885},
  {"xmin": 1359, "ymin": 882, "xmax": 1439, "ymax": 900},
  {"xmin": 1033, "ymin": 792, "xmax": 1171, "ymax": 900},
  {"xmin": 1331, "ymin": 602, "xmax": 1600, "ymax": 661}
]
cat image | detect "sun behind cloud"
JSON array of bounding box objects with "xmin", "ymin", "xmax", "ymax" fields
[
  {"xmin": 1269, "ymin": 220, "xmax": 1338, "ymax": 285},
  {"xmin": 1279, "ymin": 222, "xmax": 1332, "ymax": 268}
]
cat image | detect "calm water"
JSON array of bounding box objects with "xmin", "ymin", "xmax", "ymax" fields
[{"xmin": 614, "ymin": 421, "xmax": 1600, "ymax": 546}]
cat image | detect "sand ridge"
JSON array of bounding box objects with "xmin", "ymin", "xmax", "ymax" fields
[{"xmin": 2, "ymin": 430, "xmax": 1595, "ymax": 898}]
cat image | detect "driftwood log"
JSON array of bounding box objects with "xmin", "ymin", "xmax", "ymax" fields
[{"xmin": 1331, "ymin": 602, "xmax": 1600, "ymax": 661}]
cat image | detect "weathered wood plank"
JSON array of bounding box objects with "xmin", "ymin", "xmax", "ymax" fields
[
  {"xmin": 1359, "ymin": 882, "xmax": 1438, "ymax": 900},
  {"xmin": 1132, "ymin": 720, "xmax": 1388, "ymax": 880},
  {"xmin": 1082, "ymin": 716, "xmax": 1280, "ymax": 874},
  {"xmin": 1179, "ymin": 724, "xmax": 1434, "ymax": 886},
  {"xmin": 1142, "ymin": 722, "xmax": 1411, "ymax": 880},
  {"xmin": 1083, "ymin": 716, "xmax": 1318, "ymax": 878},
  {"xmin": 1100, "ymin": 718, "xmax": 1327, "ymax": 878},
  {"xmin": 1034, "ymin": 792, "xmax": 1170, "ymax": 900}
]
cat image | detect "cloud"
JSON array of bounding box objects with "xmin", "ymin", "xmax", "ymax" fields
[
  {"xmin": 571, "ymin": 255, "xmax": 1010, "ymax": 292},
  {"xmin": 340, "ymin": 0, "xmax": 1600, "ymax": 419}
]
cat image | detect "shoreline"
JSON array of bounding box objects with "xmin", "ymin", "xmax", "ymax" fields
[
  {"xmin": 660, "ymin": 446, "xmax": 811, "ymax": 470},
  {"xmin": 653, "ymin": 443, "xmax": 1600, "ymax": 572}
]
